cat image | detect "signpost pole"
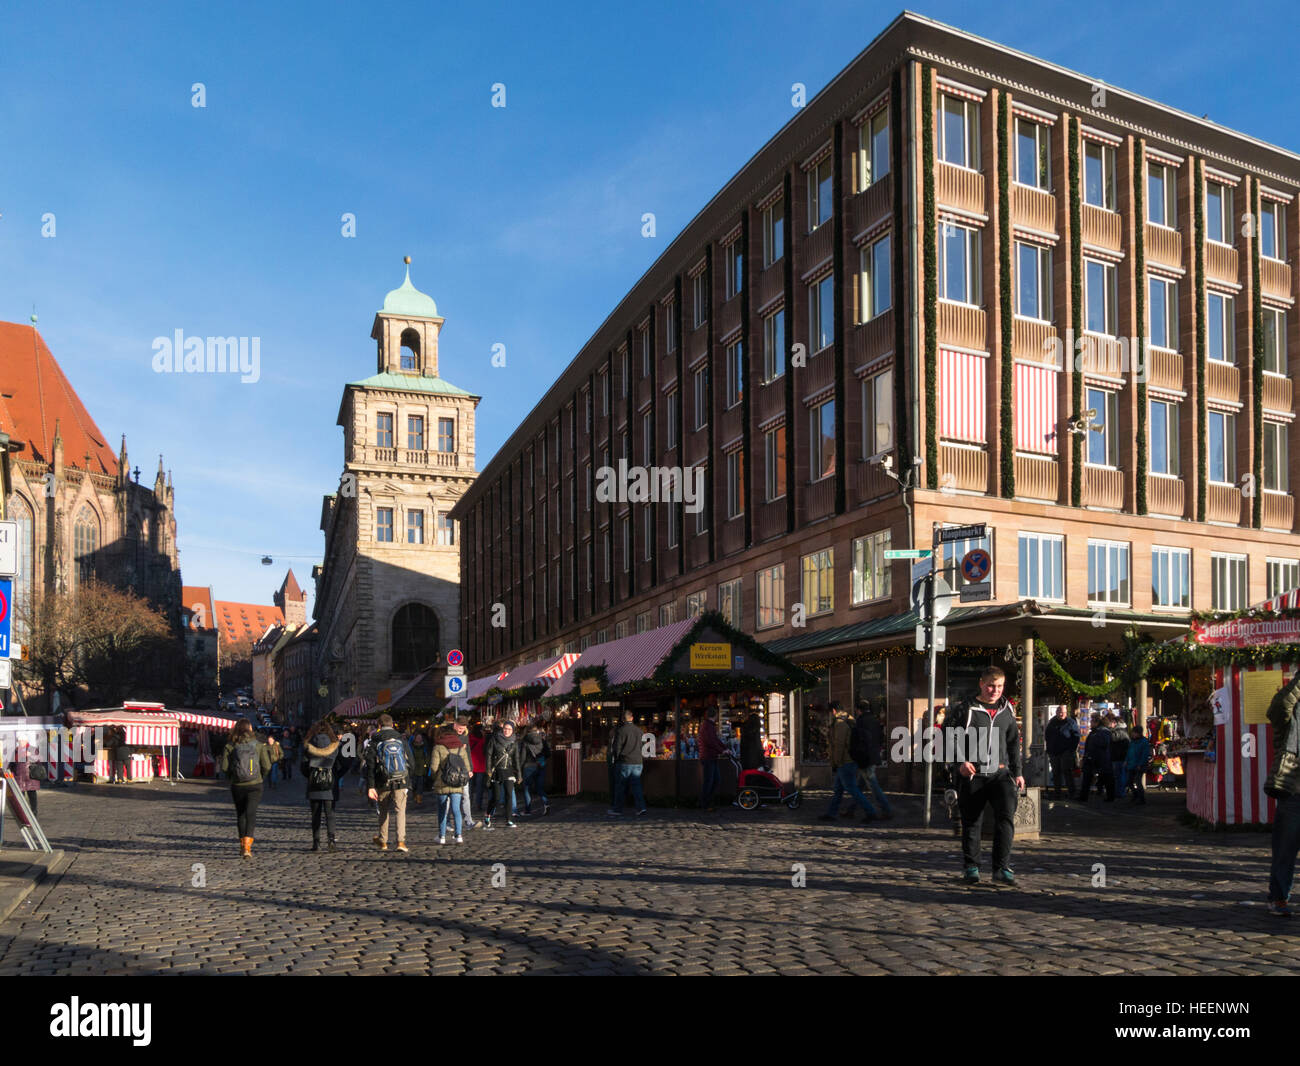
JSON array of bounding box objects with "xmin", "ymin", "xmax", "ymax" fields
[{"xmin": 923, "ymin": 526, "xmax": 939, "ymax": 829}]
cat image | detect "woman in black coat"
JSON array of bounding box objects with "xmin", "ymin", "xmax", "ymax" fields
[
  {"xmin": 740, "ymin": 710, "xmax": 764, "ymax": 771},
  {"xmin": 302, "ymin": 720, "xmax": 345, "ymax": 851}
]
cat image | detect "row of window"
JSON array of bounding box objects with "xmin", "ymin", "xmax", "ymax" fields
[
  {"xmin": 374, "ymin": 507, "xmax": 456, "ymax": 546},
  {"xmin": 373, "ymin": 413, "xmax": 457, "ymax": 452}
]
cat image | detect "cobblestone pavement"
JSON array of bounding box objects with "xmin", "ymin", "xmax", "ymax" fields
[{"xmin": 0, "ymin": 779, "xmax": 1295, "ymax": 975}]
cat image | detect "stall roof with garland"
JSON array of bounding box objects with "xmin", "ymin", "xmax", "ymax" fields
[{"xmin": 542, "ymin": 613, "xmax": 816, "ymax": 700}]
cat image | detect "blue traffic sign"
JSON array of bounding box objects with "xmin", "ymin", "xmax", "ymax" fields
[
  {"xmin": 0, "ymin": 578, "xmax": 10, "ymax": 657},
  {"xmin": 961, "ymin": 548, "xmax": 991, "ymax": 583}
]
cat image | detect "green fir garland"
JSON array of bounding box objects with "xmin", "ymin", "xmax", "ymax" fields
[
  {"xmin": 1251, "ymin": 178, "xmax": 1264, "ymax": 528},
  {"xmin": 1134, "ymin": 138, "xmax": 1148, "ymax": 515},
  {"xmin": 1035, "ymin": 639, "xmax": 1125, "ymax": 698},
  {"xmin": 1069, "ymin": 117, "xmax": 1083, "ymax": 506},
  {"xmin": 997, "ymin": 92, "xmax": 1015, "ymax": 497},
  {"xmin": 922, "ymin": 64, "xmax": 938, "ymax": 489},
  {"xmin": 1194, "ymin": 157, "xmax": 1207, "ymax": 521}
]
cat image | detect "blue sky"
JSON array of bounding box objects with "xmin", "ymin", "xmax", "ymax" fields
[{"xmin": 2, "ymin": 0, "xmax": 1296, "ymax": 616}]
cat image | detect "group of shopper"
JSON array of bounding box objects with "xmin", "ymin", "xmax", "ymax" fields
[
  {"xmin": 219, "ymin": 712, "xmax": 551, "ymax": 857},
  {"xmin": 1045, "ymin": 708, "xmax": 1152, "ymax": 805}
]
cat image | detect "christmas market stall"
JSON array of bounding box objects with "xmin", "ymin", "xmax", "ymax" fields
[
  {"xmin": 64, "ymin": 709, "xmax": 181, "ymax": 782},
  {"xmin": 1167, "ymin": 590, "xmax": 1300, "ymax": 826},
  {"xmin": 469, "ymin": 654, "xmax": 581, "ymax": 793},
  {"xmin": 125, "ymin": 704, "xmax": 240, "ymax": 778},
  {"xmin": 540, "ymin": 612, "xmax": 815, "ymax": 801},
  {"xmin": 0, "ymin": 716, "xmax": 68, "ymax": 787}
]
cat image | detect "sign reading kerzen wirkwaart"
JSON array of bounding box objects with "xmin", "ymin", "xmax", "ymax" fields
[{"xmin": 690, "ymin": 642, "xmax": 732, "ymax": 670}]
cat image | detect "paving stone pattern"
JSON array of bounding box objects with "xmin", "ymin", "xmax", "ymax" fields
[{"xmin": 0, "ymin": 781, "xmax": 1295, "ymax": 975}]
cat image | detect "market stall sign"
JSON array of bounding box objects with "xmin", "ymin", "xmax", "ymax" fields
[
  {"xmin": 690, "ymin": 643, "xmax": 732, "ymax": 670},
  {"xmin": 1193, "ymin": 617, "xmax": 1300, "ymax": 647},
  {"xmin": 579, "ymin": 679, "xmax": 601, "ymax": 695}
]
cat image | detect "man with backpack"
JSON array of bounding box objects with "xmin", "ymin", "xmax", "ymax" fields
[
  {"xmin": 430, "ymin": 724, "xmax": 473, "ymax": 844},
  {"xmin": 850, "ymin": 702, "xmax": 892, "ymax": 819},
  {"xmin": 484, "ymin": 720, "xmax": 525, "ymax": 829},
  {"xmin": 365, "ymin": 714, "xmax": 414, "ymax": 853},
  {"xmin": 817, "ymin": 702, "xmax": 877, "ymax": 823}
]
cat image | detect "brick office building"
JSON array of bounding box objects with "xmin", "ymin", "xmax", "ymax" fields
[{"xmin": 451, "ymin": 13, "xmax": 1300, "ymax": 784}]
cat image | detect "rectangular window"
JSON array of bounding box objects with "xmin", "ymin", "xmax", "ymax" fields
[
  {"xmin": 808, "ymin": 156, "xmax": 833, "ymax": 230},
  {"xmin": 1147, "ymin": 162, "xmax": 1177, "ymax": 227},
  {"xmin": 1085, "ymin": 258, "xmax": 1118, "ymax": 335},
  {"xmin": 643, "ymin": 507, "xmax": 652, "ymax": 561},
  {"xmin": 376, "ymin": 507, "xmax": 394, "ymax": 543},
  {"xmin": 726, "ymin": 450, "xmax": 744, "ymax": 518},
  {"xmin": 1267, "ymin": 558, "xmax": 1300, "ymax": 599},
  {"xmin": 725, "ymin": 340, "xmax": 744, "ymax": 409},
  {"xmin": 1149, "ymin": 399, "xmax": 1180, "ymax": 476},
  {"xmin": 664, "ymin": 304, "xmax": 676, "ymax": 356},
  {"xmin": 811, "ymin": 399, "xmax": 835, "ymax": 480},
  {"xmin": 1149, "ymin": 276, "xmax": 1177, "ymax": 350},
  {"xmin": 725, "ymin": 241, "xmax": 743, "ymax": 300},
  {"xmin": 757, "ymin": 564, "xmax": 785, "ymax": 629},
  {"xmin": 1084, "ymin": 141, "xmax": 1117, "ymax": 210},
  {"xmin": 406, "ymin": 415, "xmax": 424, "ymax": 451},
  {"xmin": 939, "ymin": 222, "xmax": 981, "ymax": 305},
  {"xmin": 763, "ymin": 308, "xmax": 785, "ymax": 382},
  {"xmin": 620, "ymin": 349, "xmax": 628, "ymax": 397},
  {"xmin": 615, "ymin": 620, "xmax": 628, "ymax": 640},
  {"xmin": 659, "ymin": 602, "xmax": 677, "ymax": 627},
  {"xmin": 636, "ymin": 611, "xmax": 650, "ymax": 634},
  {"xmin": 584, "ymin": 462, "xmax": 592, "ymax": 511},
  {"xmin": 1016, "ymin": 241, "xmax": 1052, "ymax": 320},
  {"xmin": 406, "ymin": 510, "xmax": 424, "ymax": 544},
  {"xmin": 600, "ymin": 371, "xmax": 610, "ymax": 416},
  {"xmin": 1207, "ymin": 410, "xmax": 1237, "ymax": 484},
  {"xmin": 694, "ymin": 367, "xmax": 708, "ymax": 430},
  {"xmin": 693, "ymin": 272, "xmax": 709, "ymax": 328},
  {"xmin": 621, "ymin": 517, "xmax": 630, "ymax": 572},
  {"xmin": 666, "ymin": 392, "xmax": 679, "ymax": 449},
  {"xmin": 1263, "ymin": 421, "xmax": 1289, "ymax": 493},
  {"xmin": 1018, "ymin": 532, "xmax": 1064, "ymax": 601},
  {"xmin": 1085, "ymin": 387, "xmax": 1119, "ymax": 467},
  {"xmin": 851, "ymin": 530, "xmax": 891, "ymax": 604},
  {"xmin": 763, "ymin": 198, "xmax": 784, "ymax": 268},
  {"xmin": 1263, "ymin": 307, "xmax": 1287, "ymax": 376},
  {"xmin": 1015, "ymin": 118, "xmax": 1050, "ymax": 189},
  {"xmin": 641, "ymin": 327, "xmax": 652, "ymax": 375},
  {"xmin": 586, "ymin": 541, "xmax": 594, "ymax": 591},
  {"xmin": 863, "ymin": 369, "xmax": 894, "ymax": 458},
  {"xmin": 642, "ymin": 412, "xmax": 652, "ymax": 461},
  {"xmin": 376, "ymin": 412, "xmax": 394, "ymax": 449},
  {"xmin": 939, "ymin": 94, "xmax": 979, "ymax": 168},
  {"xmin": 436, "ymin": 513, "xmax": 455, "ymax": 546},
  {"xmin": 860, "ymin": 234, "xmax": 891, "ymax": 322},
  {"xmin": 687, "ymin": 591, "xmax": 706, "ymax": 617},
  {"xmin": 436, "ymin": 417, "xmax": 454, "ymax": 453},
  {"xmin": 801, "ymin": 548, "xmax": 834, "ymax": 616},
  {"xmin": 718, "ymin": 579, "xmax": 742, "ymax": 627},
  {"xmin": 1151, "ymin": 546, "xmax": 1191, "ymax": 609},
  {"xmin": 695, "ymin": 467, "xmax": 709, "ymax": 534},
  {"xmin": 859, "ymin": 110, "xmax": 890, "ymax": 191},
  {"xmin": 1208, "ymin": 292, "xmax": 1235, "ymax": 364},
  {"xmin": 621, "ymin": 431, "xmax": 630, "ymax": 463},
  {"xmin": 667, "ymin": 501, "xmax": 680, "ymax": 548},
  {"xmin": 1087, "ymin": 539, "xmax": 1130, "ymax": 605},
  {"xmin": 1262, "ymin": 201, "xmax": 1285, "ymax": 261},
  {"xmin": 585, "ymin": 390, "xmax": 592, "ymax": 432},
  {"xmin": 765, "ymin": 426, "xmax": 786, "ymax": 502},
  {"xmin": 1207, "ymin": 181, "xmax": 1232, "ymax": 244},
  {"xmin": 809, "ymin": 273, "xmax": 835, "ymax": 352},
  {"xmin": 1211, "ymin": 553, "xmax": 1248, "ymax": 611},
  {"xmin": 604, "ymin": 532, "xmax": 611, "ymax": 579}
]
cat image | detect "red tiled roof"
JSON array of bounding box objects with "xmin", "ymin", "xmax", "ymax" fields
[
  {"xmin": 0, "ymin": 322, "xmax": 119, "ymax": 474},
  {"xmin": 277, "ymin": 569, "xmax": 304, "ymax": 601},
  {"xmin": 213, "ymin": 600, "xmax": 284, "ymax": 647},
  {"xmin": 181, "ymin": 586, "xmax": 216, "ymax": 631}
]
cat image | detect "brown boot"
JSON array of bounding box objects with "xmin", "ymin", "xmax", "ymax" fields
[{"xmin": 241, "ymin": 836, "xmax": 253, "ymax": 858}]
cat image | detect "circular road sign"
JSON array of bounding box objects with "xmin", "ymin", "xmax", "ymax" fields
[
  {"xmin": 961, "ymin": 548, "xmax": 991, "ymax": 583},
  {"xmin": 912, "ymin": 574, "xmax": 953, "ymax": 623},
  {"xmin": 447, "ymin": 675, "xmax": 465, "ymax": 694},
  {"xmin": 0, "ymin": 584, "xmax": 7, "ymax": 625},
  {"xmin": 447, "ymin": 649, "xmax": 464, "ymax": 667}
]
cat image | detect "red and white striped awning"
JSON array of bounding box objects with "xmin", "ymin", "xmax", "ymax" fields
[
  {"xmin": 138, "ymin": 709, "xmax": 239, "ymax": 731},
  {"xmin": 331, "ymin": 696, "xmax": 375, "ymax": 718},
  {"xmin": 539, "ymin": 653, "xmax": 580, "ymax": 680},
  {"xmin": 66, "ymin": 711, "xmax": 180, "ymax": 747},
  {"xmin": 939, "ymin": 348, "xmax": 987, "ymax": 443}
]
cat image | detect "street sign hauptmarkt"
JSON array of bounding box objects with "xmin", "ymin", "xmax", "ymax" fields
[{"xmin": 939, "ymin": 523, "xmax": 987, "ymax": 544}]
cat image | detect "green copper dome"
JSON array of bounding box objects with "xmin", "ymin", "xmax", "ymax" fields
[{"xmin": 380, "ymin": 262, "xmax": 439, "ymax": 319}]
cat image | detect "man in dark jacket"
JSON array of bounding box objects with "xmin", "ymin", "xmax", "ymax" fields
[
  {"xmin": 1266, "ymin": 672, "xmax": 1300, "ymax": 917},
  {"xmin": 698, "ymin": 709, "xmax": 725, "ymax": 811},
  {"xmin": 608, "ymin": 710, "xmax": 648, "ymax": 817},
  {"xmin": 364, "ymin": 714, "xmax": 413, "ymax": 853},
  {"xmin": 484, "ymin": 720, "xmax": 524, "ymax": 829},
  {"xmin": 1044, "ymin": 707, "xmax": 1081, "ymax": 799},
  {"xmin": 740, "ymin": 710, "xmax": 764, "ymax": 771},
  {"xmin": 817, "ymin": 702, "xmax": 878, "ymax": 823},
  {"xmin": 520, "ymin": 723, "xmax": 551, "ymax": 816},
  {"xmin": 1078, "ymin": 714, "xmax": 1114, "ymax": 803},
  {"xmin": 946, "ymin": 666, "xmax": 1023, "ymax": 885},
  {"xmin": 1108, "ymin": 715, "xmax": 1131, "ymax": 801}
]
